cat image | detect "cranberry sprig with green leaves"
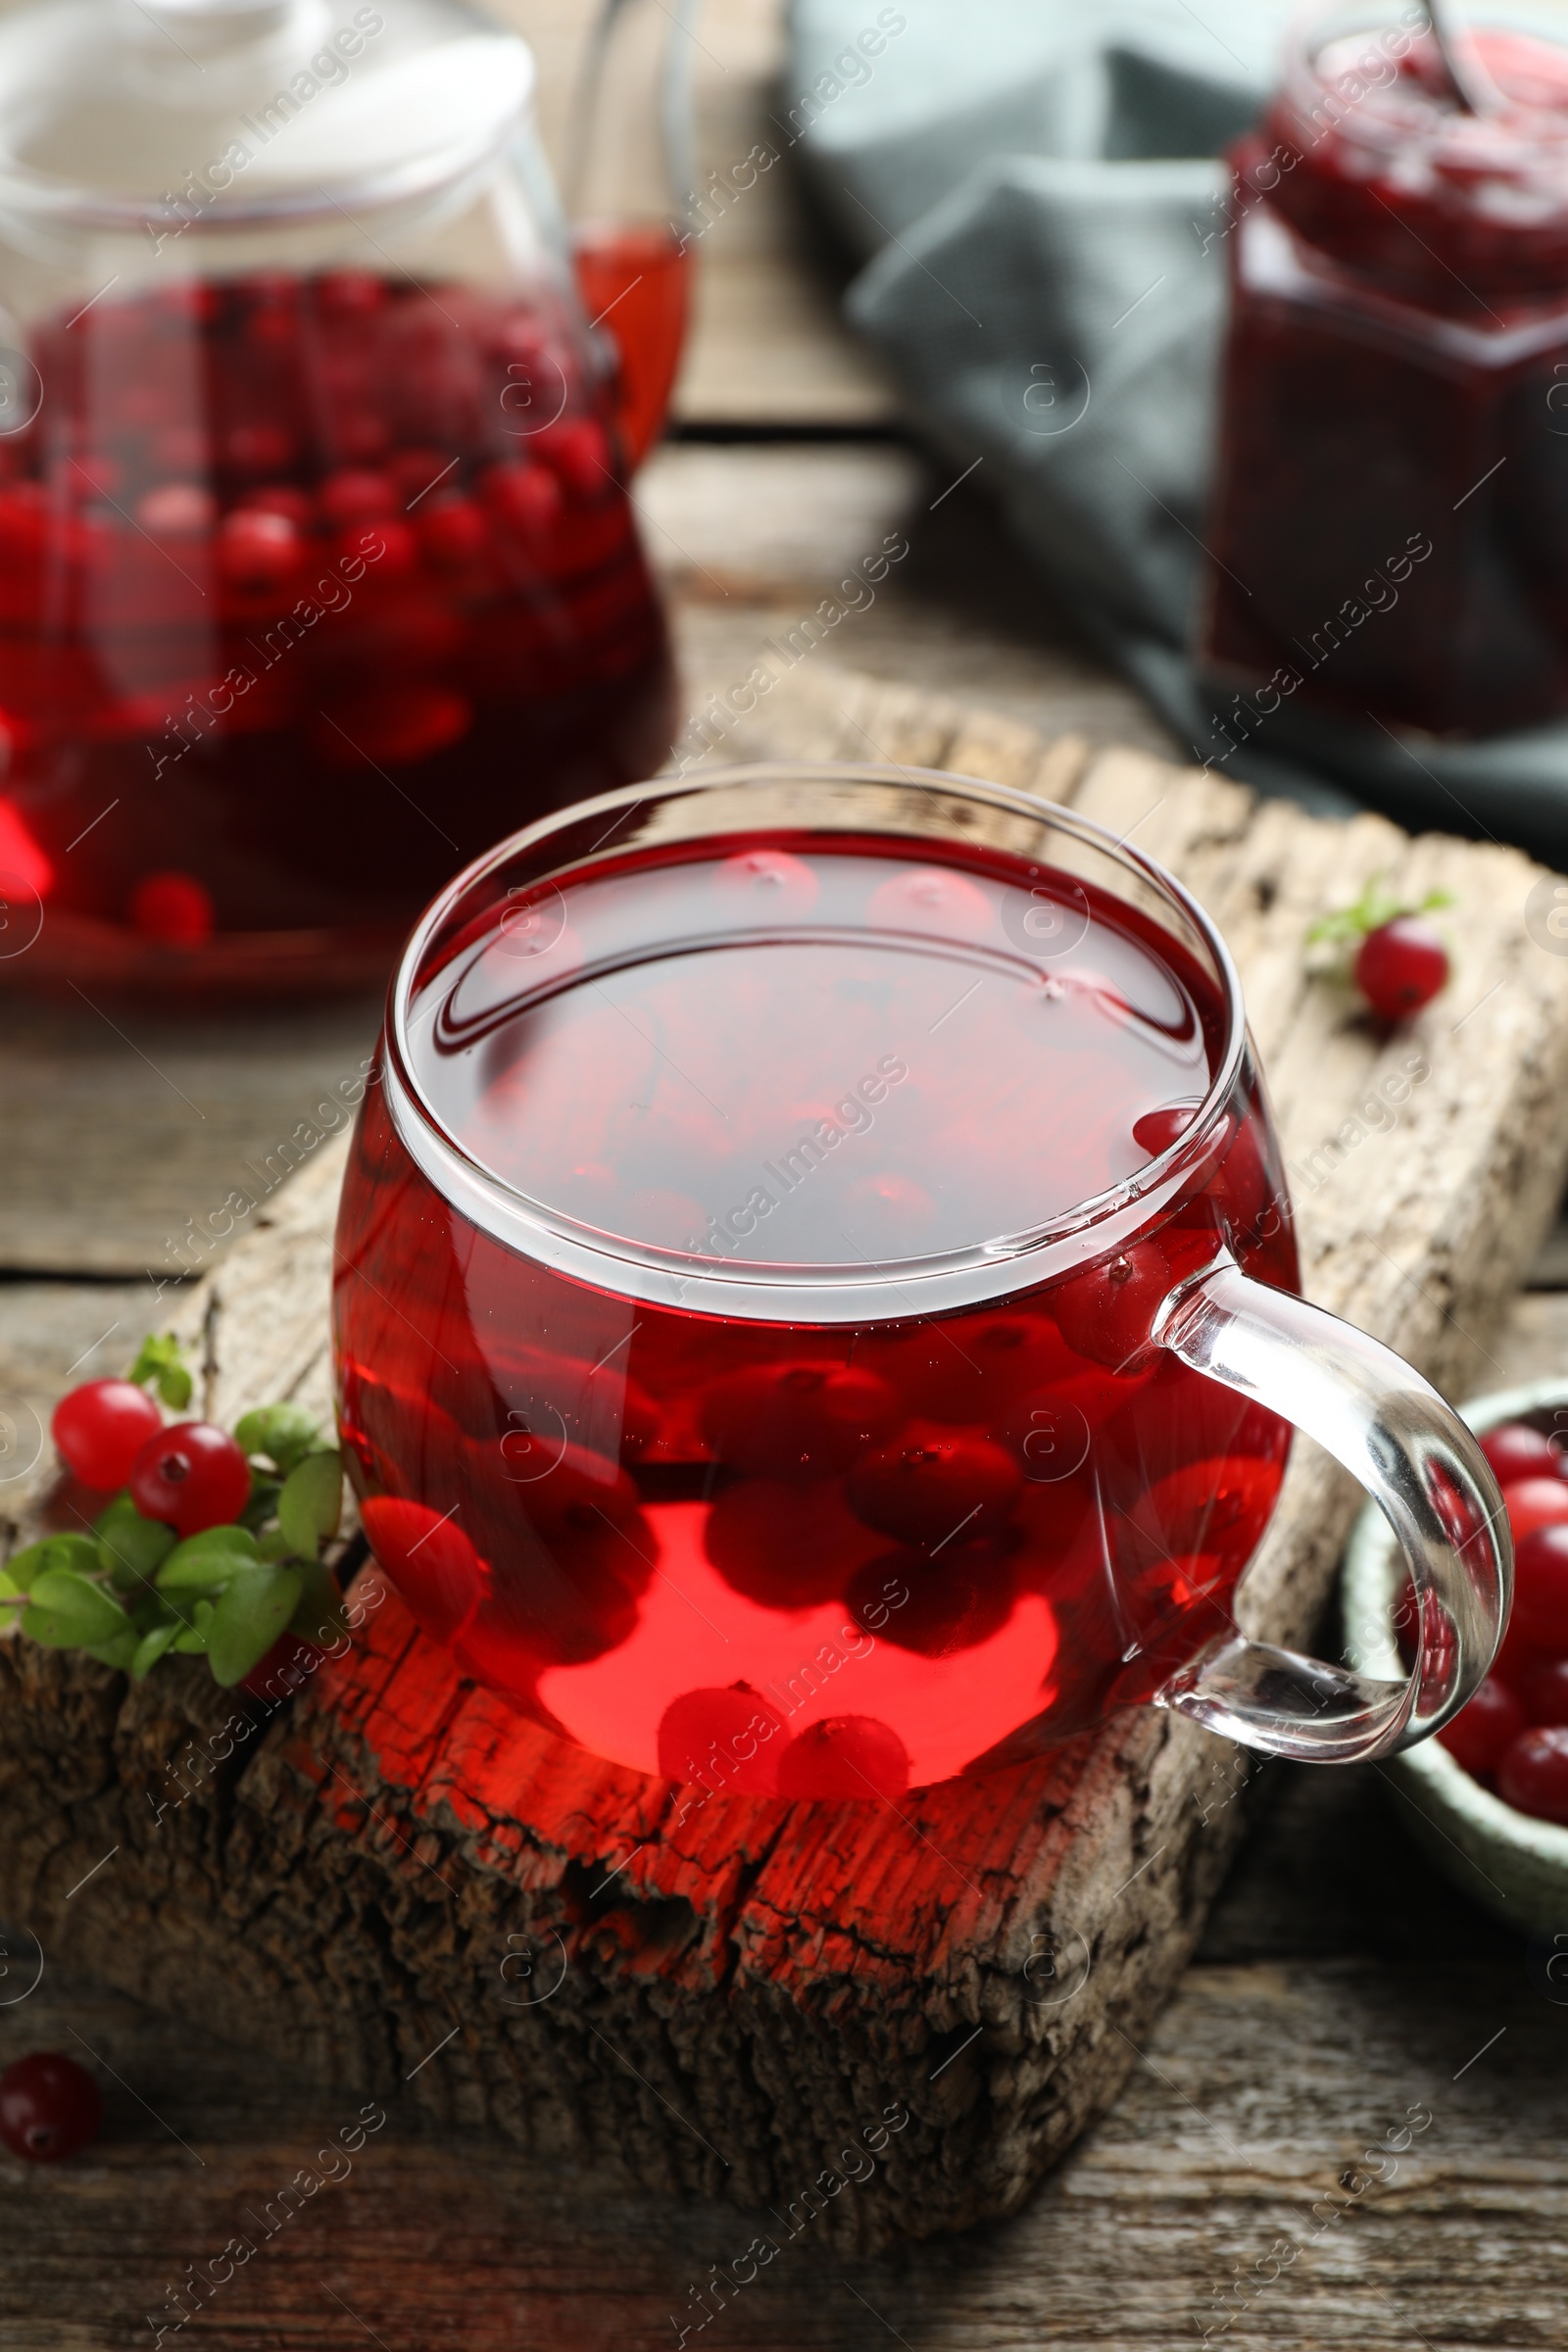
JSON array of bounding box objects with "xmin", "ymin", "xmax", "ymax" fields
[
  {"xmin": 0, "ymin": 1340, "xmax": 348, "ymax": 1692},
  {"xmin": 1306, "ymin": 876, "xmax": 1453, "ymax": 1021}
]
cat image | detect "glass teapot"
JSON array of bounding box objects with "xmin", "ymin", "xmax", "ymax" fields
[{"xmin": 0, "ymin": 0, "xmax": 676, "ymax": 989}]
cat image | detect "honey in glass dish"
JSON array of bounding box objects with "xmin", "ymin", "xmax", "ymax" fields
[
  {"xmin": 334, "ymin": 796, "xmax": 1299, "ymax": 1798},
  {"xmin": 1200, "ymin": 5, "xmax": 1568, "ymax": 739}
]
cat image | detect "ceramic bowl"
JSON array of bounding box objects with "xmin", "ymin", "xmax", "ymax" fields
[{"xmin": 1342, "ymin": 1376, "xmax": 1568, "ymax": 1934}]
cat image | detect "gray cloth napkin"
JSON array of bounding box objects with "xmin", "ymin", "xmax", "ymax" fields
[{"xmin": 788, "ymin": 0, "xmax": 1568, "ymax": 866}]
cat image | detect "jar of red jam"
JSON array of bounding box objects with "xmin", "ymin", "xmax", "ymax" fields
[
  {"xmin": 0, "ymin": 0, "xmax": 675, "ymax": 988},
  {"xmin": 1200, "ymin": 3, "xmax": 1568, "ymax": 742}
]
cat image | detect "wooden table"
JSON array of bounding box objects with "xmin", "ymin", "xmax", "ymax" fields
[{"xmin": 3, "ymin": 4, "xmax": 1568, "ymax": 2344}]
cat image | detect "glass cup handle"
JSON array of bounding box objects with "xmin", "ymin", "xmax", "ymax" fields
[{"xmin": 1148, "ymin": 1251, "xmax": 1510, "ymax": 1764}]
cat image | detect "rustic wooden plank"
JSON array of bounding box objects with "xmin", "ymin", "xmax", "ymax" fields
[
  {"xmin": 6, "ymin": 1309, "xmax": 1566, "ymax": 2352},
  {"xmin": 1, "ymin": 1918, "xmax": 1561, "ymax": 2352},
  {"xmin": 0, "ymin": 993, "xmax": 379, "ymax": 1279},
  {"xmin": 5, "ymin": 665, "xmax": 1568, "ymax": 2255}
]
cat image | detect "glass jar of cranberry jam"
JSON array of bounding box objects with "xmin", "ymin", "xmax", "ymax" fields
[
  {"xmin": 0, "ymin": 0, "xmax": 676, "ymax": 988},
  {"xmin": 1200, "ymin": 4, "xmax": 1568, "ymax": 742}
]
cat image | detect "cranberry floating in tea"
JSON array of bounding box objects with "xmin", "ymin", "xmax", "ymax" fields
[
  {"xmin": 0, "ymin": 0, "xmax": 674, "ymax": 987},
  {"xmin": 333, "ymin": 762, "xmax": 1509, "ymax": 1797},
  {"xmin": 1200, "ymin": 3, "xmax": 1568, "ymax": 739}
]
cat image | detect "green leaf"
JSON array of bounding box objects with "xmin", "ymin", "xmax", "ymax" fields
[
  {"xmin": 288, "ymin": 1560, "xmax": 349, "ymax": 1648},
  {"xmin": 85, "ymin": 1626, "xmax": 140, "ymax": 1670},
  {"xmin": 206, "ymin": 1567, "xmax": 303, "ymax": 1688},
  {"xmin": 257, "ymin": 1525, "xmax": 297, "ymax": 1563},
  {"xmin": 0, "ymin": 1568, "xmax": 24, "ymax": 1606},
  {"xmin": 5, "ymin": 1534, "xmax": 102, "ymax": 1593},
  {"xmin": 156, "ymin": 1525, "xmax": 260, "ymax": 1594},
  {"xmin": 94, "ymin": 1494, "xmax": 177, "ymax": 1588},
  {"xmin": 277, "ymin": 1451, "xmax": 342, "ymax": 1557},
  {"xmin": 127, "ymin": 1333, "xmax": 192, "ymax": 1411},
  {"xmin": 1306, "ymin": 874, "xmax": 1456, "ymax": 951},
  {"xmin": 235, "ymin": 1402, "xmax": 321, "ymax": 1476},
  {"xmin": 172, "ymin": 1598, "xmax": 216, "ymax": 1653},
  {"xmin": 22, "ymin": 1569, "xmax": 132, "ymax": 1647},
  {"xmin": 130, "ymin": 1622, "xmax": 181, "ymax": 1681},
  {"xmin": 239, "ymin": 1477, "xmax": 282, "ymax": 1532}
]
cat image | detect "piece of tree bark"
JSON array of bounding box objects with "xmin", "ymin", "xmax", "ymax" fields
[{"xmin": 4, "ymin": 665, "xmax": 1567, "ymax": 2247}]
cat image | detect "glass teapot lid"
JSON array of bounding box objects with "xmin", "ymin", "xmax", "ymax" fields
[{"xmin": 0, "ymin": 0, "xmax": 535, "ymax": 227}]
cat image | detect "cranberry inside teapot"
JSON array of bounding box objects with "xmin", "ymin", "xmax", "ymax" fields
[{"xmin": 0, "ymin": 270, "xmax": 673, "ymax": 967}]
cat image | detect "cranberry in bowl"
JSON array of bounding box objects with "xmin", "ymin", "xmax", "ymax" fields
[{"xmin": 1345, "ymin": 1375, "xmax": 1568, "ymax": 1929}]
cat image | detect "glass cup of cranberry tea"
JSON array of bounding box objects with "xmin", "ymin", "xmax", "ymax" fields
[{"xmin": 332, "ymin": 761, "xmax": 1509, "ymax": 1799}]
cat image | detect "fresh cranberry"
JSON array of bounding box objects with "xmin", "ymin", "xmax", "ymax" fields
[
  {"xmin": 846, "ymin": 1424, "xmax": 1021, "ymax": 1547},
  {"xmin": 704, "ymin": 1479, "xmax": 882, "ymax": 1606},
  {"xmin": 711, "ymin": 847, "xmax": 820, "ymax": 918},
  {"xmin": 361, "ymin": 1495, "xmax": 485, "ymax": 1645},
  {"xmin": 656, "ymin": 1686, "xmax": 785, "ymax": 1793},
  {"xmin": 1438, "ymin": 1674, "xmax": 1524, "ymax": 1776},
  {"xmin": 876, "ymin": 1312, "xmax": 1071, "ymax": 1423},
  {"xmin": 1504, "ymin": 1477, "xmax": 1568, "ymax": 1544},
  {"xmin": 1127, "ymin": 1453, "xmax": 1282, "ymax": 1564},
  {"xmin": 330, "ymin": 408, "xmax": 391, "ymax": 465},
  {"xmin": 129, "ymin": 871, "xmax": 215, "ymax": 947},
  {"xmin": 1354, "ymin": 916, "xmax": 1448, "ymax": 1020},
  {"xmin": 846, "ymin": 1543, "xmax": 1015, "ymax": 1656},
  {"xmin": 317, "ymin": 270, "xmax": 386, "ymax": 317},
  {"xmin": 51, "ymin": 1377, "xmax": 162, "ymax": 1490},
  {"xmin": 128, "ymin": 1420, "xmax": 251, "ymax": 1536},
  {"xmin": 218, "ymin": 507, "xmax": 301, "ymax": 588},
  {"xmin": 482, "ymin": 462, "xmax": 562, "ymax": 539},
  {"xmin": 1511, "ymin": 1523, "xmax": 1568, "ymax": 1652},
  {"xmin": 1050, "ymin": 1238, "xmax": 1176, "ymax": 1371},
  {"xmin": 1518, "ymin": 1655, "xmax": 1568, "ymax": 1728},
  {"xmin": 222, "ymin": 422, "xmax": 294, "ymax": 476},
  {"xmin": 137, "ymin": 481, "xmax": 216, "ymax": 538},
  {"xmin": 1498, "ymin": 1724, "xmax": 1568, "ymax": 1824},
  {"xmin": 776, "ymin": 1716, "xmax": 910, "ymax": 1801},
  {"xmin": 1391, "ymin": 1574, "xmax": 1462, "ymax": 1693},
  {"xmin": 865, "ymin": 863, "xmax": 994, "ymax": 940},
  {"xmin": 390, "ymin": 447, "xmax": 452, "ymax": 501},
  {"xmin": 247, "ymin": 483, "xmax": 312, "ymax": 527},
  {"xmin": 351, "ymin": 516, "xmax": 416, "ymax": 576},
  {"xmin": 318, "ymin": 468, "xmax": 397, "ymax": 529},
  {"xmin": 0, "ymin": 2052, "xmax": 101, "ymax": 2162},
  {"xmin": 417, "ymin": 495, "xmax": 489, "ymax": 568},
  {"xmin": 545, "ymin": 419, "xmax": 611, "ymax": 498},
  {"xmin": 315, "ymin": 685, "xmax": 472, "ymax": 768},
  {"xmin": 703, "ymin": 1363, "xmax": 900, "ymax": 1484},
  {"xmin": 1482, "ymin": 1422, "xmax": 1567, "ymax": 1487}
]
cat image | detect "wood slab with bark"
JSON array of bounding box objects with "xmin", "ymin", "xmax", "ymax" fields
[{"xmin": 3, "ymin": 663, "xmax": 1566, "ymax": 2248}]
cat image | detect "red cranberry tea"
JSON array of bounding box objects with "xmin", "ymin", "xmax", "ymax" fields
[
  {"xmin": 0, "ymin": 270, "xmax": 674, "ymax": 969},
  {"xmin": 335, "ymin": 829, "xmax": 1298, "ymax": 1796},
  {"xmin": 573, "ymin": 224, "xmax": 691, "ymax": 467}
]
